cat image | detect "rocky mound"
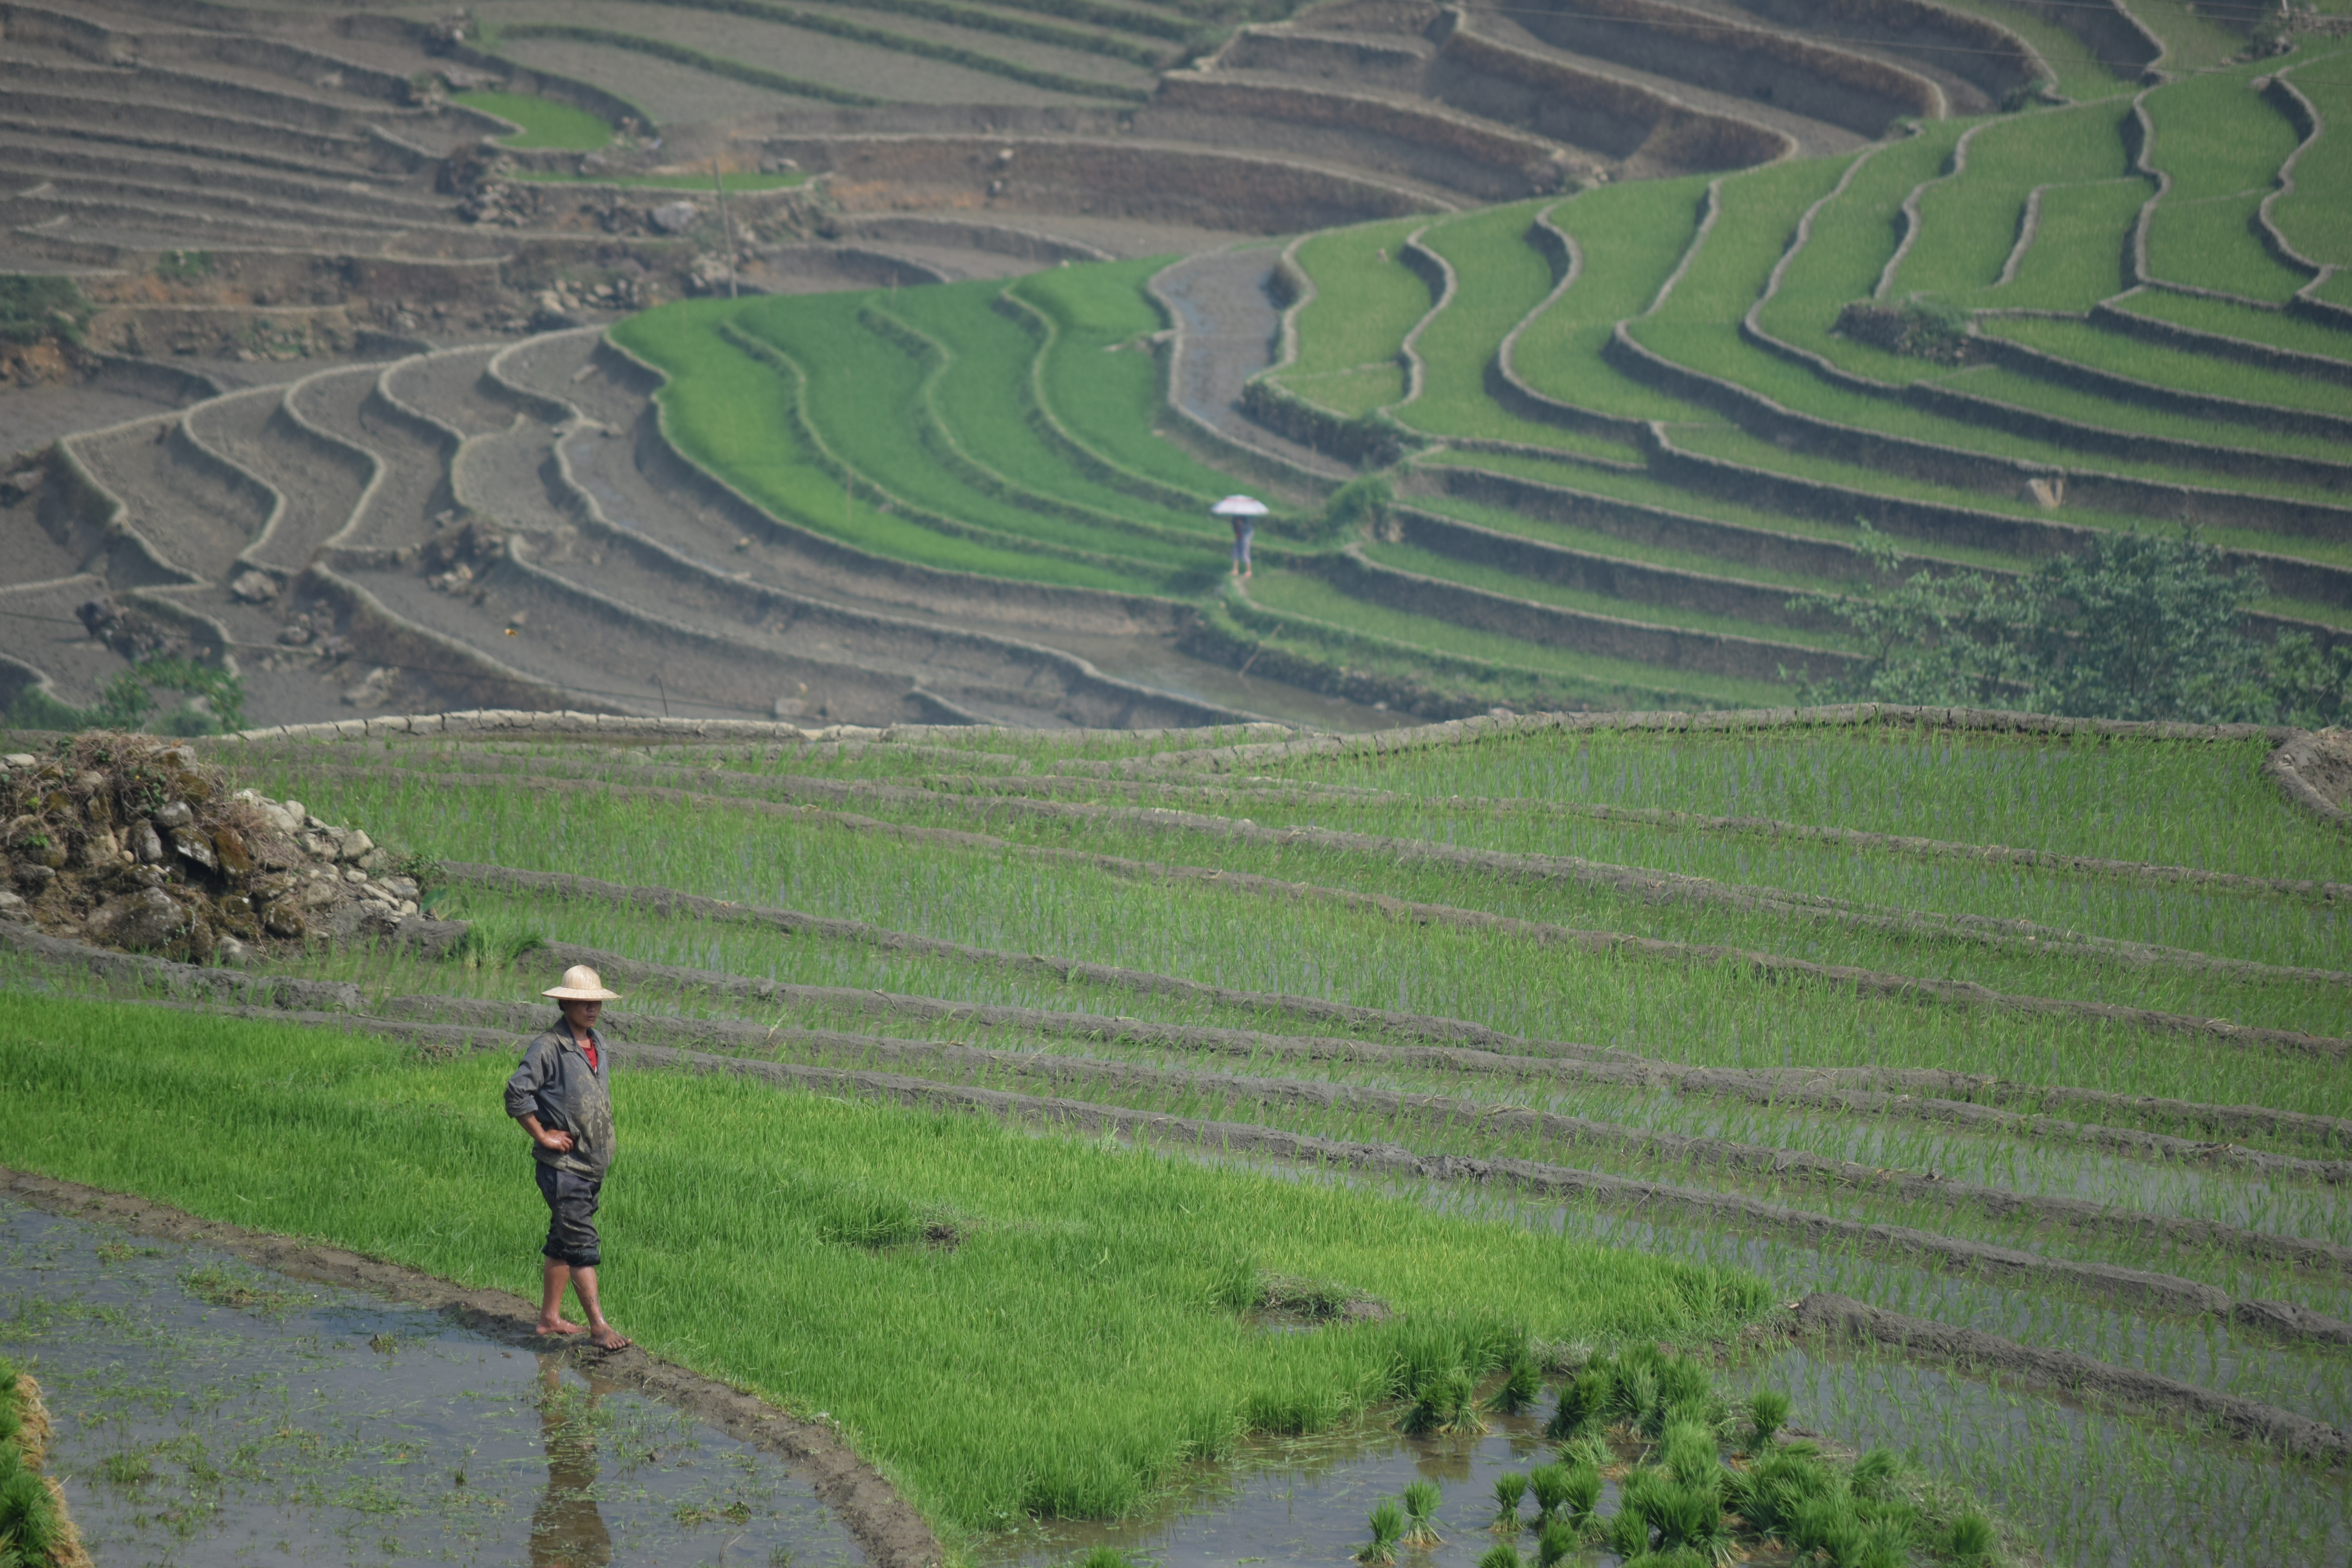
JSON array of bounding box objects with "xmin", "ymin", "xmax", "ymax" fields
[{"xmin": 0, "ymin": 732, "xmax": 425, "ymax": 966}]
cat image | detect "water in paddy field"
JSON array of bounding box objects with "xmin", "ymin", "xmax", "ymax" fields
[
  {"xmin": 0, "ymin": 1198, "xmax": 863, "ymax": 1568},
  {"xmin": 984, "ymin": 1408, "xmax": 1628, "ymax": 1568}
]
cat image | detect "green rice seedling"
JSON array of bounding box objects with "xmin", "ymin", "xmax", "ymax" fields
[
  {"xmin": 1491, "ymin": 1471, "xmax": 1529, "ymax": 1530},
  {"xmin": 1945, "ymin": 1511, "xmax": 1996, "ymax": 1564},
  {"xmin": 1209, "ymin": 1253, "xmax": 1260, "ymax": 1313},
  {"xmin": 1606, "ymin": 1472, "xmax": 1661, "ymax": 1558},
  {"xmin": 0, "ymin": 1465, "xmax": 57, "ymax": 1567},
  {"xmin": 1477, "ymin": 1545, "xmax": 1523, "ymax": 1568},
  {"xmin": 1400, "ymin": 1479, "xmax": 1444, "ymax": 1546},
  {"xmin": 1787, "ymin": 1493, "xmax": 1870, "ymax": 1566},
  {"xmin": 1073, "ymin": 1549, "xmax": 1132, "ymax": 1568},
  {"xmin": 450, "ymin": 90, "xmax": 614, "ymax": 150},
  {"xmin": 1660, "ymin": 1421, "xmax": 1720, "ymax": 1493},
  {"xmin": 452, "ymin": 911, "xmax": 546, "ymax": 970},
  {"xmin": 1722, "ymin": 1447, "xmax": 1838, "ymax": 1541},
  {"xmin": 1008, "ymin": 263, "xmax": 1244, "ymax": 497},
  {"xmin": 1359, "ymin": 1498, "xmax": 1406, "ymax": 1565},
  {"xmin": 1487, "ymin": 1351, "xmax": 1541, "ymax": 1416},
  {"xmin": 1646, "ymin": 1481, "xmax": 1730, "ymax": 1561},
  {"xmin": 1281, "ymin": 217, "xmax": 1432, "ymax": 384},
  {"xmin": 1399, "ymin": 1368, "xmax": 1486, "ymax": 1438},
  {"xmin": 1559, "ymin": 1462, "xmax": 1603, "ymax": 1524},
  {"xmin": 1743, "ymin": 1388, "xmax": 1791, "ymax": 1454},
  {"xmin": 2112, "ymin": 288, "xmax": 2352, "ymax": 363},
  {"xmin": 1558, "ymin": 1434, "xmax": 1614, "ymax": 1475},
  {"xmin": 1397, "ymin": 201, "xmax": 1634, "ymax": 457},
  {"xmin": 1512, "ymin": 174, "xmax": 1719, "ymax": 425},
  {"xmin": 1526, "ymin": 1462, "xmax": 1571, "ymax": 1521},
  {"xmin": 1535, "ymin": 1515, "xmax": 1579, "ymax": 1568},
  {"xmin": 1978, "ymin": 315, "xmax": 2352, "ymax": 417},
  {"xmin": 1545, "ymin": 1363, "xmax": 1612, "ymax": 1440},
  {"xmin": 1847, "ymin": 1447, "xmax": 1902, "ymax": 1501}
]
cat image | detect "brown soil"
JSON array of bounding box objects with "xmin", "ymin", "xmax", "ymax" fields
[
  {"xmin": 0, "ymin": 1166, "xmax": 943, "ymax": 1568},
  {"xmin": 1794, "ymin": 1292, "xmax": 2352, "ymax": 1462}
]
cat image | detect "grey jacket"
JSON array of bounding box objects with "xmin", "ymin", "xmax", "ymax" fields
[{"xmin": 504, "ymin": 1022, "xmax": 616, "ymax": 1177}]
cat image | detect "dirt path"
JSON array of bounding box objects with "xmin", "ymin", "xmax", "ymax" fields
[
  {"xmin": 0, "ymin": 1166, "xmax": 942, "ymax": 1568},
  {"xmin": 1152, "ymin": 249, "xmax": 1353, "ymax": 479}
]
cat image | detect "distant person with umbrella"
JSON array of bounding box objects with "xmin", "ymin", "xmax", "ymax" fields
[{"xmin": 1215, "ymin": 494, "xmax": 1267, "ymax": 580}]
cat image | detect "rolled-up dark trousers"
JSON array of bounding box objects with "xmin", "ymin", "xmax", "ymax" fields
[{"xmin": 534, "ymin": 1163, "xmax": 603, "ymax": 1268}]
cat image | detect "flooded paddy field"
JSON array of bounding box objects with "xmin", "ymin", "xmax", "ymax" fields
[{"xmin": 0, "ymin": 1197, "xmax": 864, "ymax": 1568}]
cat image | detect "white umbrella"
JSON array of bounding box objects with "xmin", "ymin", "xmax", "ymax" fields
[{"xmin": 1211, "ymin": 495, "xmax": 1269, "ymax": 517}]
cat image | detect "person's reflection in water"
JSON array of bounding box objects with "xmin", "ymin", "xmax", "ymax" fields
[{"xmin": 532, "ymin": 1354, "xmax": 617, "ymax": 1568}]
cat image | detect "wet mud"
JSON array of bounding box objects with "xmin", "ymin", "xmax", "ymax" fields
[
  {"xmin": 0, "ymin": 1172, "xmax": 939, "ymax": 1568},
  {"xmin": 981, "ymin": 1406, "xmax": 1613, "ymax": 1568}
]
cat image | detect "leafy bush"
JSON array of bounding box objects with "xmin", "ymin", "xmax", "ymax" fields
[
  {"xmin": 4, "ymin": 656, "xmax": 245, "ymax": 737},
  {"xmin": 1791, "ymin": 523, "xmax": 2352, "ymax": 724},
  {"xmin": 0, "ymin": 277, "xmax": 91, "ymax": 347},
  {"xmin": 1833, "ymin": 297, "xmax": 1972, "ymax": 365}
]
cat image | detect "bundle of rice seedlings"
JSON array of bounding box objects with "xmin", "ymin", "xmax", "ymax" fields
[
  {"xmin": 1526, "ymin": 1462, "xmax": 1570, "ymax": 1521},
  {"xmin": 1742, "ymin": 1388, "xmax": 1791, "ymax": 1455},
  {"xmin": 1491, "ymin": 1471, "xmax": 1529, "ymax": 1530},
  {"xmin": 1559, "ymin": 1462, "xmax": 1602, "ymax": 1523},
  {"xmin": 1400, "ymin": 1479, "xmax": 1445, "ymax": 1546},
  {"xmin": 1535, "ymin": 1515, "xmax": 1579, "ymax": 1568},
  {"xmin": 1358, "ymin": 1498, "xmax": 1406, "ymax": 1565},
  {"xmin": 1476, "ymin": 1544, "xmax": 1524, "ymax": 1568},
  {"xmin": 1486, "ymin": 1352, "xmax": 1541, "ymax": 1415},
  {"xmin": 1402, "ymin": 1368, "xmax": 1486, "ymax": 1437},
  {"xmin": 1945, "ymin": 1513, "xmax": 1996, "ymax": 1565}
]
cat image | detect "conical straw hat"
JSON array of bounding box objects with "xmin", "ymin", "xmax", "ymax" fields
[{"xmin": 542, "ymin": 964, "xmax": 621, "ymax": 1001}]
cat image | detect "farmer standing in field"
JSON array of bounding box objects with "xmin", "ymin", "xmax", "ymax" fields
[{"xmin": 508, "ymin": 964, "xmax": 632, "ymax": 1350}]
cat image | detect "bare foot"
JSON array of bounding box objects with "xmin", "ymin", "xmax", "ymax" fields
[
  {"xmin": 535, "ymin": 1317, "xmax": 586, "ymax": 1336},
  {"xmin": 588, "ymin": 1326, "xmax": 632, "ymax": 1350}
]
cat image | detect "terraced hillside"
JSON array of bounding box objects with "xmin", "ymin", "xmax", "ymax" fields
[
  {"xmin": 9, "ymin": 703, "xmax": 2351, "ymax": 1568},
  {"xmin": 7, "ymin": 0, "xmax": 2122, "ymax": 730},
  {"xmin": 1219, "ymin": 13, "xmax": 2352, "ymax": 712},
  {"xmin": 14, "ymin": 0, "xmax": 2352, "ymax": 729}
]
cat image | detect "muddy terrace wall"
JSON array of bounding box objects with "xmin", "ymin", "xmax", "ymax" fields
[
  {"xmin": 1732, "ymin": 0, "xmax": 2048, "ymax": 104},
  {"xmin": 758, "ymin": 135, "xmax": 1439, "ymax": 230},
  {"xmin": 1503, "ymin": 0, "xmax": 1942, "ymax": 134},
  {"xmin": 1310, "ymin": 546, "xmax": 1858, "ymax": 680},
  {"xmin": 1221, "ymin": 21, "xmax": 1792, "ymax": 172},
  {"xmin": 1432, "ymin": 24, "xmax": 1793, "ymax": 171},
  {"xmin": 1146, "ymin": 74, "xmax": 1575, "ymax": 200},
  {"xmin": 1388, "ymin": 503, "xmax": 1853, "ymax": 628}
]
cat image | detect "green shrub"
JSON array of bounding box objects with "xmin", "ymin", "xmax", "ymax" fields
[{"xmin": 0, "ymin": 277, "xmax": 91, "ymax": 347}]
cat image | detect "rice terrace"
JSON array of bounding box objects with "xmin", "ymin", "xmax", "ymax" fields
[{"xmin": 4, "ymin": 0, "xmax": 2352, "ymax": 1562}]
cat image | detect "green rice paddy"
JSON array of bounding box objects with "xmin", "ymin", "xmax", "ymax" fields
[{"xmin": 10, "ymin": 705, "xmax": 2349, "ymax": 1568}]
